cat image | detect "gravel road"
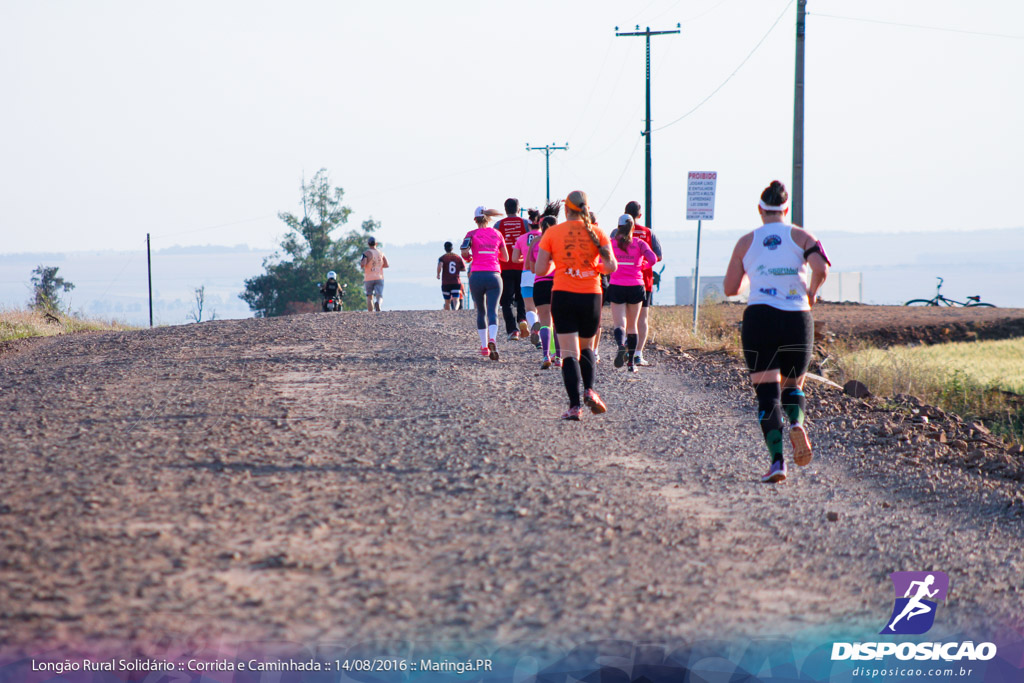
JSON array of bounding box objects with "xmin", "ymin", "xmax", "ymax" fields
[{"xmin": 1, "ymin": 309, "xmax": 1021, "ymax": 654}]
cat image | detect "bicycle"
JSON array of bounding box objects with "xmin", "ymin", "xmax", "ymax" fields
[{"xmin": 904, "ymin": 277, "xmax": 995, "ymax": 307}]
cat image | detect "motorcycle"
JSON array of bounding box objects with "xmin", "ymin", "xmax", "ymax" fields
[{"xmin": 317, "ymin": 283, "xmax": 344, "ymax": 312}]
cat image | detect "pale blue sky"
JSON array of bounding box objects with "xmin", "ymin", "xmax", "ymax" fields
[{"xmin": 1, "ymin": 0, "xmax": 1021, "ymax": 254}]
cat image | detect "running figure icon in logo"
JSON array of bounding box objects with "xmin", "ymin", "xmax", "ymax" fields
[{"xmin": 880, "ymin": 571, "xmax": 949, "ymax": 635}]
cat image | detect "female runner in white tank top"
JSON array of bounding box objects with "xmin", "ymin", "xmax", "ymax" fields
[{"xmin": 724, "ymin": 180, "xmax": 830, "ymax": 484}]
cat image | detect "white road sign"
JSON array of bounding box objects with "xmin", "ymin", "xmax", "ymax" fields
[{"xmin": 686, "ymin": 171, "xmax": 717, "ymax": 221}]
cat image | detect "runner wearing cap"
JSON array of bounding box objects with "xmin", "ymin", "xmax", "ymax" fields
[
  {"xmin": 723, "ymin": 180, "xmax": 830, "ymax": 483},
  {"xmin": 494, "ymin": 198, "xmax": 530, "ymax": 340},
  {"xmin": 617, "ymin": 201, "xmax": 662, "ymax": 365},
  {"xmin": 462, "ymin": 207, "xmax": 508, "ymax": 360},
  {"xmin": 437, "ymin": 241, "xmax": 466, "ymax": 310},
  {"xmin": 534, "ymin": 190, "xmax": 617, "ymax": 420},
  {"xmin": 608, "ymin": 214, "xmax": 658, "ymax": 373}
]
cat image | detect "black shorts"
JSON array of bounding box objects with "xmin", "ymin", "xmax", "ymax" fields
[
  {"xmin": 533, "ymin": 279, "xmax": 554, "ymax": 307},
  {"xmin": 606, "ymin": 284, "xmax": 646, "ymax": 305},
  {"xmin": 441, "ymin": 282, "xmax": 461, "ymax": 298},
  {"xmin": 551, "ymin": 291, "xmax": 602, "ymax": 338},
  {"xmin": 741, "ymin": 304, "xmax": 814, "ymax": 378}
]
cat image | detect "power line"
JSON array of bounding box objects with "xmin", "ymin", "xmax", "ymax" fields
[
  {"xmin": 653, "ymin": 0, "xmax": 794, "ymax": 133},
  {"xmin": 810, "ymin": 12, "xmax": 1024, "ymax": 41},
  {"xmin": 596, "ymin": 134, "xmax": 644, "ymax": 215},
  {"xmin": 565, "ymin": 36, "xmax": 616, "ymax": 142}
]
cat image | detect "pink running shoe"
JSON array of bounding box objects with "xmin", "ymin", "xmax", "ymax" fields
[
  {"xmin": 561, "ymin": 405, "xmax": 582, "ymax": 421},
  {"xmin": 761, "ymin": 460, "xmax": 787, "ymax": 484},
  {"xmin": 583, "ymin": 388, "xmax": 607, "ymax": 415}
]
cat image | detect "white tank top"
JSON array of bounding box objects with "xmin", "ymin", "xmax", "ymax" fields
[{"xmin": 742, "ymin": 222, "xmax": 811, "ymax": 311}]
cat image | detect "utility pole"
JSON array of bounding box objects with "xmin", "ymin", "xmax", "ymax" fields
[
  {"xmin": 792, "ymin": 0, "xmax": 806, "ymax": 226},
  {"xmin": 615, "ymin": 23, "xmax": 680, "ymax": 231},
  {"xmin": 146, "ymin": 233, "xmax": 153, "ymax": 328},
  {"xmin": 525, "ymin": 142, "xmax": 569, "ymax": 204}
]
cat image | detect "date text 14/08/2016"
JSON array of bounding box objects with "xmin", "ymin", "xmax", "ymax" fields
[{"xmin": 340, "ymin": 659, "xmax": 494, "ymax": 674}]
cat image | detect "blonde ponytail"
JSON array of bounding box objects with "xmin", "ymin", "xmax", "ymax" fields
[{"xmin": 565, "ymin": 190, "xmax": 601, "ymax": 248}]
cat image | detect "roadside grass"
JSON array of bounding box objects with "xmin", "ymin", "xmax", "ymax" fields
[
  {"xmin": 834, "ymin": 337, "xmax": 1024, "ymax": 444},
  {"xmin": 648, "ymin": 304, "xmax": 1024, "ymax": 444},
  {"xmin": 648, "ymin": 302, "xmax": 742, "ymax": 353},
  {"xmin": 0, "ymin": 308, "xmax": 136, "ymax": 343}
]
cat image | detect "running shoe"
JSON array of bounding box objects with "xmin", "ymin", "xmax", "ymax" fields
[
  {"xmin": 552, "ymin": 356, "xmax": 562, "ymax": 368},
  {"xmin": 561, "ymin": 405, "xmax": 582, "ymax": 421},
  {"xmin": 479, "ymin": 346, "xmax": 489, "ymax": 357},
  {"xmin": 614, "ymin": 345, "xmax": 628, "ymax": 368},
  {"xmin": 519, "ymin": 320, "xmax": 530, "ymax": 338},
  {"xmin": 530, "ymin": 322, "xmax": 541, "ymax": 346},
  {"xmin": 508, "ymin": 331, "xmax": 520, "ymax": 341},
  {"xmin": 790, "ymin": 423, "xmax": 813, "ymax": 466},
  {"xmin": 761, "ymin": 460, "xmax": 787, "ymax": 484},
  {"xmin": 541, "ymin": 357, "xmax": 552, "ymax": 370},
  {"xmin": 635, "ymin": 354, "xmax": 651, "ymax": 367},
  {"xmin": 583, "ymin": 388, "xmax": 607, "ymax": 415},
  {"xmin": 626, "ymin": 362, "xmax": 637, "ymax": 373},
  {"xmin": 488, "ymin": 340, "xmax": 500, "ymax": 361}
]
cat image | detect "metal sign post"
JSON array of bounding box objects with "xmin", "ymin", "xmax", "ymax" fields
[{"xmin": 686, "ymin": 171, "xmax": 717, "ymax": 332}]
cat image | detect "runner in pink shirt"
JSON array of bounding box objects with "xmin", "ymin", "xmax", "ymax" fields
[
  {"xmin": 461, "ymin": 206, "xmax": 508, "ymax": 360},
  {"xmin": 608, "ymin": 214, "xmax": 657, "ymax": 372},
  {"xmin": 511, "ymin": 220, "xmax": 543, "ymax": 346},
  {"xmin": 524, "ymin": 203, "xmax": 562, "ymax": 368}
]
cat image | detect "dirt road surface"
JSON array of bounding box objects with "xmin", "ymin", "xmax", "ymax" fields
[{"xmin": 1, "ymin": 308, "xmax": 1022, "ymax": 655}]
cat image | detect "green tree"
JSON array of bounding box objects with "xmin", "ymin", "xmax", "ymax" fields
[
  {"xmin": 240, "ymin": 169, "xmax": 380, "ymax": 316},
  {"xmin": 30, "ymin": 265, "xmax": 75, "ymax": 313}
]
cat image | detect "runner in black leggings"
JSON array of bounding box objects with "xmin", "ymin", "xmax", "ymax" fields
[
  {"xmin": 723, "ymin": 180, "xmax": 830, "ymax": 483},
  {"xmin": 462, "ymin": 207, "xmax": 509, "ymax": 360}
]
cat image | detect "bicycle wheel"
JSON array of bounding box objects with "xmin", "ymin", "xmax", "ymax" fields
[
  {"xmin": 904, "ymin": 299, "xmax": 937, "ymax": 306},
  {"xmin": 965, "ymin": 302, "xmax": 996, "ymax": 308}
]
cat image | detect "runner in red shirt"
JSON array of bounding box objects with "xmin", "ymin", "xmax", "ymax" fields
[{"xmin": 494, "ymin": 198, "xmax": 530, "ymax": 340}]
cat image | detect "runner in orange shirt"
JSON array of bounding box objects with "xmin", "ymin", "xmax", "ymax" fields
[{"xmin": 534, "ymin": 190, "xmax": 617, "ymax": 420}]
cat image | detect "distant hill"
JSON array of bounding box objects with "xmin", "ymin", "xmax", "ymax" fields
[{"xmin": 2, "ymin": 226, "xmax": 1021, "ymax": 325}]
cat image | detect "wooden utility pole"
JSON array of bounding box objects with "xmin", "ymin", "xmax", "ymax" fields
[
  {"xmin": 615, "ymin": 23, "xmax": 680, "ymax": 231},
  {"xmin": 146, "ymin": 233, "xmax": 153, "ymax": 328},
  {"xmin": 792, "ymin": 0, "xmax": 807, "ymax": 226},
  {"xmin": 525, "ymin": 143, "xmax": 569, "ymax": 204}
]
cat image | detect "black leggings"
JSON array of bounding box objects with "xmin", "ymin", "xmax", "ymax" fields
[
  {"xmin": 470, "ymin": 271, "xmax": 502, "ymax": 329},
  {"xmin": 500, "ymin": 269, "xmax": 525, "ymax": 333},
  {"xmin": 551, "ymin": 291, "xmax": 602, "ymax": 338},
  {"xmin": 741, "ymin": 305, "xmax": 813, "ymax": 378}
]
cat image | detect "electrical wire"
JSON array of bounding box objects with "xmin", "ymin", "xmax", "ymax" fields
[
  {"xmin": 347, "ymin": 155, "xmax": 523, "ymax": 201},
  {"xmin": 652, "ymin": 0, "xmax": 794, "ymax": 133},
  {"xmin": 810, "ymin": 12, "xmax": 1024, "ymax": 41},
  {"xmin": 565, "ymin": 36, "xmax": 617, "ymax": 142},
  {"xmin": 596, "ymin": 134, "xmax": 644, "ymax": 214}
]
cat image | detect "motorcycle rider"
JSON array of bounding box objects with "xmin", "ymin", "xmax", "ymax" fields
[{"xmin": 320, "ymin": 271, "xmax": 343, "ymax": 311}]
